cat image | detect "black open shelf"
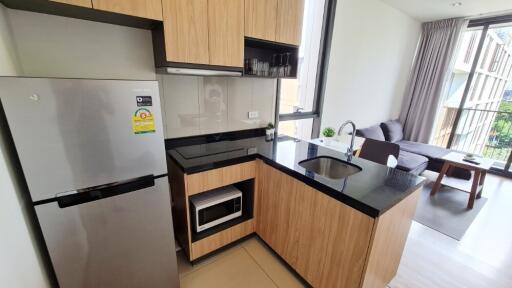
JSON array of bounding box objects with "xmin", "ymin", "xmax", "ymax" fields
[
  {"xmin": 244, "ymin": 37, "xmax": 299, "ymax": 79},
  {"xmin": 190, "ymin": 179, "xmax": 255, "ymax": 243}
]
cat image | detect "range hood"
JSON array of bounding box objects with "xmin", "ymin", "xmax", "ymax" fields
[{"xmin": 156, "ymin": 67, "xmax": 242, "ymax": 77}]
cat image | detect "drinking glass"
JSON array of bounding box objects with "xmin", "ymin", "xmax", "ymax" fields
[
  {"xmin": 283, "ymin": 53, "xmax": 292, "ymax": 77},
  {"xmin": 250, "ymin": 58, "xmax": 258, "ymax": 75}
]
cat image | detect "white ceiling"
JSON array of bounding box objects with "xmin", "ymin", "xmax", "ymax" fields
[{"xmin": 381, "ymin": 0, "xmax": 512, "ymax": 22}]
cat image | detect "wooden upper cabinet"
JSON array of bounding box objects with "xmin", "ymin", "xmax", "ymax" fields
[
  {"xmin": 208, "ymin": 0, "xmax": 244, "ymax": 67},
  {"xmin": 50, "ymin": 0, "xmax": 92, "ymax": 8},
  {"xmin": 276, "ymin": 0, "xmax": 304, "ymax": 46},
  {"xmin": 244, "ymin": 0, "xmax": 277, "ymax": 42},
  {"xmin": 162, "ymin": 0, "xmax": 210, "ymax": 65},
  {"xmin": 91, "ymin": 0, "xmax": 163, "ymax": 20}
]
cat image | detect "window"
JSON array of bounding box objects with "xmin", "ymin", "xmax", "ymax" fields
[
  {"xmin": 432, "ymin": 20, "xmax": 512, "ymax": 176},
  {"xmin": 276, "ymin": 0, "xmax": 334, "ymax": 141},
  {"xmin": 278, "ymin": 118, "xmax": 314, "ymax": 140}
]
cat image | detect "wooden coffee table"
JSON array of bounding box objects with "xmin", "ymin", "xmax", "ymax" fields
[{"xmin": 430, "ymin": 152, "xmax": 494, "ymax": 209}]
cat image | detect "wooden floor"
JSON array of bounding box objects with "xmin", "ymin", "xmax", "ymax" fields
[
  {"xmin": 390, "ymin": 173, "xmax": 512, "ymax": 288},
  {"xmin": 176, "ymin": 173, "xmax": 512, "ymax": 288}
]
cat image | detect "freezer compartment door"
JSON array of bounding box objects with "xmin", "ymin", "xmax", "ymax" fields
[
  {"xmin": 35, "ymin": 177, "xmax": 179, "ymax": 288},
  {"xmin": 0, "ymin": 78, "xmax": 167, "ymax": 201}
]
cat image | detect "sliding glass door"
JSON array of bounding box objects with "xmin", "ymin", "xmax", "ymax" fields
[{"xmin": 432, "ymin": 19, "xmax": 512, "ymax": 176}]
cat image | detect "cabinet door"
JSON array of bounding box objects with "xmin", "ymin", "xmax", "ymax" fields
[
  {"xmin": 256, "ymin": 163, "xmax": 374, "ymax": 287},
  {"xmin": 256, "ymin": 162, "xmax": 302, "ymax": 266},
  {"xmin": 162, "ymin": 0, "xmax": 210, "ymax": 65},
  {"xmin": 92, "ymin": 0, "xmax": 163, "ymax": 20},
  {"xmin": 50, "ymin": 0, "xmax": 92, "ymax": 8},
  {"xmin": 276, "ymin": 0, "xmax": 304, "ymax": 45},
  {"xmin": 244, "ymin": 0, "xmax": 277, "ymax": 42},
  {"xmin": 208, "ymin": 0, "xmax": 244, "ymax": 67}
]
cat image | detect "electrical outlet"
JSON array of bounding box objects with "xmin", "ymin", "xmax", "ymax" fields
[
  {"xmin": 248, "ymin": 111, "xmax": 259, "ymax": 119},
  {"xmin": 247, "ymin": 147, "xmax": 258, "ymax": 154}
]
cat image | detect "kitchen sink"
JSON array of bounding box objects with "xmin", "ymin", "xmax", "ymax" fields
[{"xmin": 298, "ymin": 156, "xmax": 362, "ymax": 179}]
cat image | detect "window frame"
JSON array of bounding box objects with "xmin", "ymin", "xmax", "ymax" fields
[
  {"xmin": 447, "ymin": 16, "xmax": 512, "ymax": 177},
  {"xmin": 274, "ymin": 0, "xmax": 338, "ymax": 139}
]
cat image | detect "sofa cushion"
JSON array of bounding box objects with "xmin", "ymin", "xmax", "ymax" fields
[
  {"xmin": 396, "ymin": 140, "xmax": 448, "ymax": 159},
  {"xmin": 396, "ymin": 150, "xmax": 429, "ymax": 175},
  {"xmin": 380, "ymin": 120, "xmax": 404, "ymax": 143},
  {"xmin": 397, "ymin": 140, "xmax": 471, "ymax": 179},
  {"xmin": 355, "ymin": 125, "xmax": 385, "ymax": 141}
]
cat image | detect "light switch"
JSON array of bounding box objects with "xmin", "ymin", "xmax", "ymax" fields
[{"xmin": 248, "ymin": 111, "xmax": 259, "ymax": 119}]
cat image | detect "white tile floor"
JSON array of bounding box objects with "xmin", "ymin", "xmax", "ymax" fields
[{"xmin": 177, "ymin": 237, "xmax": 304, "ymax": 288}]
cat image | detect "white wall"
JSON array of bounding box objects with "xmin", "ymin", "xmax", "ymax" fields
[
  {"xmin": 321, "ymin": 0, "xmax": 421, "ymax": 130},
  {"xmin": 0, "ymin": 4, "xmax": 51, "ymax": 288},
  {"xmin": 6, "ymin": 9, "xmax": 156, "ymax": 80},
  {"xmin": 0, "ymin": 120, "xmax": 52, "ymax": 288}
]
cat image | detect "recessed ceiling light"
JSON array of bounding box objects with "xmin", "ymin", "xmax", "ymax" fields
[{"xmin": 450, "ymin": 2, "xmax": 463, "ymax": 7}]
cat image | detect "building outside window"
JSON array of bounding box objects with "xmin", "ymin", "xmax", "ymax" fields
[{"xmin": 431, "ymin": 24, "xmax": 512, "ymax": 171}]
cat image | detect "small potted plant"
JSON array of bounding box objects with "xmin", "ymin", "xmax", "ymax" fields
[
  {"xmin": 321, "ymin": 127, "xmax": 336, "ymax": 145},
  {"xmin": 265, "ymin": 122, "xmax": 275, "ymax": 140}
]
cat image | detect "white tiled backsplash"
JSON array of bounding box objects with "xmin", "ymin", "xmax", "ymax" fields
[{"xmin": 158, "ymin": 75, "xmax": 277, "ymax": 139}]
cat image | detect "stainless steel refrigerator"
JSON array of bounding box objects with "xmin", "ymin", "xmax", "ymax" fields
[{"xmin": 0, "ymin": 77, "xmax": 179, "ymax": 288}]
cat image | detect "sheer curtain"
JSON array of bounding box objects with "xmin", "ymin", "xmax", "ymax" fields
[{"xmin": 400, "ymin": 18, "xmax": 469, "ymax": 143}]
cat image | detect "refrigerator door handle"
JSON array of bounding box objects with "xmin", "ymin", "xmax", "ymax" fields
[{"xmin": 56, "ymin": 175, "xmax": 155, "ymax": 208}]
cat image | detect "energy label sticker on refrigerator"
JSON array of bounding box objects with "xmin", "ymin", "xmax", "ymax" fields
[{"xmin": 132, "ymin": 108, "xmax": 156, "ymax": 134}]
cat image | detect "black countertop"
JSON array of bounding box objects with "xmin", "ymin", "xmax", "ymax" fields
[{"xmin": 167, "ymin": 134, "xmax": 425, "ymax": 218}]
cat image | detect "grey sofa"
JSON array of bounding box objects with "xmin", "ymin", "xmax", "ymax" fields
[{"xmin": 356, "ymin": 120, "xmax": 471, "ymax": 179}]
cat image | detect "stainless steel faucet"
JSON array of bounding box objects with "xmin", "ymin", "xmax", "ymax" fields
[{"xmin": 338, "ymin": 120, "xmax": 356, "ymax": 161}]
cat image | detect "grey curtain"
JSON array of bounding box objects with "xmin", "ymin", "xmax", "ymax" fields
[{"xmin": 400, "ymin": 18, "xmax": 469, "ymax": 143}]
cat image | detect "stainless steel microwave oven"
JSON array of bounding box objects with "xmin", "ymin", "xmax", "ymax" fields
[{"xmin": 190, "ymin": 186, "xmax": 242, "ymax": 232}]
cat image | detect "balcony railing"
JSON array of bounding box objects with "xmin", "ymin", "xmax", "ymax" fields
[{"xmin": 450, "ymin": 107, "xmax": 512, "ymax": 163}]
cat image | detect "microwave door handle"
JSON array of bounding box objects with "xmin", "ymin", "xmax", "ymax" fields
[{"xmin": 56, "ymin": 175, "xmax": 155, "ymax": 208}]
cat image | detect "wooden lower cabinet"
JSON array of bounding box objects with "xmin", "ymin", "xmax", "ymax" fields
[
  {"xmin": 168, "ymin": 159, "xmax": 257, "ymax": 261},
  {"xmin": 360, "ymin": 189, "xmax": 420, "ymax": 288},
  {"xmin": 186, "ymin": 161, "xmax": 256, "ymax": 196},
  {"xmin": 256, "ymin": 161, "xmax": 374, "ymax": 287},
  {"xmin": 256, "ymin": 161, "xmax": 420, "ymax": 288},
  {"xmin": 191, "ymin": 219, "xmax": 255, "ymax": 259},
  {"xmin": 169, "ymin": 158, "xmax": 419, "ymax": 287}
]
